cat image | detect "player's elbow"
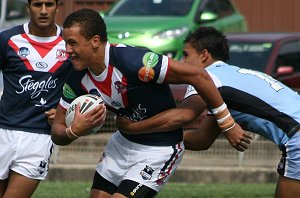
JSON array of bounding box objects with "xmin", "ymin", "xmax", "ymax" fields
[
  {"xmin": 51, "ymin": 128, "xmax": 70, "ymax": 146},
  {"xmin": 51, "ymin": 132, "xmax": 62, "ymax": 145},
  {"xmin": 189, "ymin": 67, "xmax": 211, "ymax": 86}
]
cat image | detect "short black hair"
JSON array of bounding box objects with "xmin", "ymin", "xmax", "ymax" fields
[
  {"xmin": 184, "ymin": 27, "xmax": 229, "ymax": 62},
  {"xmin": 63, "ymin": 8, "xmax": 108, "ymax": 42},
  {"xmin": 28, "ymin": 0, "xmax": 60, "ymax": 4}
]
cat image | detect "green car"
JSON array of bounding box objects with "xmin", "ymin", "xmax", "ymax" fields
[{"xmin": 104, "ymin": 0, "xmax": 248, "ymax": 60}]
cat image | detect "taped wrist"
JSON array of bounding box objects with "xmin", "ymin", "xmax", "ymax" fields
[
  {"xmin": 211, "ymin": 103, "xmax": 236, "ymax": 132},
  {"xmin": 65, "ymin": 126, "xmax": 79, "ymax": 140}
]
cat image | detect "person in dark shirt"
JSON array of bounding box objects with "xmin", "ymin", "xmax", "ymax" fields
[
  {"xmin": 51, "ymin": 9, "xmax": 249, "ymax": 198},
  {"xmin": 0, "ymin": 1, "xmax": 72, "ymax": 197}
]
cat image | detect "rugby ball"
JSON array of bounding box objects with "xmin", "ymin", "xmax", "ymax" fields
[{"xmin": 65, "ymin": 94, "xmax": 105, "ymax": 135}]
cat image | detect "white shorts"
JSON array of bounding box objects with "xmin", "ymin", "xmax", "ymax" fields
[
  {"xmin": 0, "ymin": 128, "xmax": 53, "ymax": 180},
  {"xmin": 278, "ymin": 131, "xmax": 300, "ymax": 180},
  {"xmin": 96, "ymin": 131, "xmax": 184, "ymax": 192}
]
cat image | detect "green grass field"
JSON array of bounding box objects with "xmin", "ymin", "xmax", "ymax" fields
[{"xmin": 32, "ymin": 181, "xmax": 276, "ymax": 198}]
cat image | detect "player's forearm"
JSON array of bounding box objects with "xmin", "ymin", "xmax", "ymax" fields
[
  {"xmin": 51, "ymin": 106, "xmax": 76, "ymax": 145},
  {"xmin": 166, "ymin": 59, "xmax": 235, "ymax": 132},
  {"xmin": 166, "ymin": 59, "xmax": 223, "ymax": 108},
  {"xmin": 118, "ymin": 108, "xmax": 196, "ymax": 134},
  {"xmin": 51, "ymin": 124, "xmax": 75, "ymax": 145}
]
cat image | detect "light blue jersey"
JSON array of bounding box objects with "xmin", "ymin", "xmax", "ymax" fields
[
  {"xmin": 185, "ymin": 61, "xmax": 300, "ymax": 150},
  {"xmin": 185, "ymin": 61, "xmax": 300, "ymax": 180}
]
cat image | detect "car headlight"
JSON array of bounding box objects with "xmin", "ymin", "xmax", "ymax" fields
[{"xmin": 153, "ymin": 27, "xmax": 189, "ymax": 39}]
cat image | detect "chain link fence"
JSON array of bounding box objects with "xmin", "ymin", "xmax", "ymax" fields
[{"xmin": 51, "ymin": 111, "xmax": 281, "ymax": 169}]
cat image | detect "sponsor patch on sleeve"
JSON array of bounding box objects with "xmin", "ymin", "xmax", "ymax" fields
[
  {"xmin": 63, "ymin": 84, "xmax": 77, "ymax": 99},
  {"xmin": 138, "ymin": 52, "xmax": 159, "ymax": 82}
]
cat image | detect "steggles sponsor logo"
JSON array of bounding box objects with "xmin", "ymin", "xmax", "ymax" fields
[{"xmin": 16, "ymin": 75, "xmax": 58, "ymax": 99}]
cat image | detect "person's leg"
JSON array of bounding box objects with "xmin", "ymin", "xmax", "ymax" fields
[
  {"xmin": 275, "ymin": 132, "xmax": 300, "ymax": 198},
  {"xmin": 90, "ymin": 171, "xmax": 117, "ymax": 198},
  {"xmin": 115, "ymin": 180, "xmax": 157, "ymax": 198},
  {"xmin": 0, "ymin": 179, "xmax": 8, "ymax": 198},
  {"xmin": 119, "ymin": 140, "xmax": 184, "ymax": 197},
  {"xmin": 2, "ymin": 171, "xmax": 40, "ymax": 198},
  {"xmin": 275, "ymin": 175, "xmax": 300, "ymax": 198},
  {"xmin": 90, "ymin": 189, "xmax": 112, "ymax": 198}
]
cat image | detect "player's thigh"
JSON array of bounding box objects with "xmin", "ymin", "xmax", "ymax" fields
[
  {"xmin": 4, "ymin": 170, "xmax": 40, "ymax": 198},
  {"xmin": 116, "ymin": 180, "xmax": 157, "ymax": 198},
  {"xmin": 275, "ymin": 175, "xmax": 300, "ymax": 198},
  {"xmin": 275, "ymin": 132, "xmax": 300, "ymax": 197},
  {"xmin": 90, "ymin": 171, "xmax": 117, "ymax": 198},
  {"xmin": 90, "ymin": 189, "xmax": 112, "ymax": 198},
  {"xmin": 122, "ymin": 141, "xmax": 184, "ymax": 193},
  {"xmin": 11, "ymin": 132, "xmax": 53, "ymax": 180},
  {"xmin": 0, "ymin": 179, "xmax": 8, "ymax": 197},
  {"xmin": 0, "ymin": 129, "xmax": 15, "ymax": 181}
]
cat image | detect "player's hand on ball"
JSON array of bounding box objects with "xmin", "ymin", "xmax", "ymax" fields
[
  {"xmin": 70, "ymin": 102, "xmax": 106, "ymax": 137},
  {"xmin": 65, "ymin": 94, "xmax": 106, "ymax": 136},
  {"xmin": 223, "ymin": 123, "xmax": 252, "ymax": 152}
]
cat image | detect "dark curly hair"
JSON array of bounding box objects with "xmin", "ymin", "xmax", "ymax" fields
[
  {"xmin": 184, "ymin": 26, "xmax": 229, "ymax": 62},
  {"xmin": 63, "ymin": 9, "xmax": 108, "ymax": 42}
]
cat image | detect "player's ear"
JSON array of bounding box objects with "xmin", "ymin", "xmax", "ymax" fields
[
  {"xmin": 200, "ymin": 49, "xmax": 209, "ymax": 62},
  {"xmin": 92, "ymin": 35, "xmax": 100, "ymax": 48}
]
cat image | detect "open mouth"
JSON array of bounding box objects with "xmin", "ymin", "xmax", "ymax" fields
[{"xmin": 39, "ymin": 17, "xmax": 49, "ymax": 22}]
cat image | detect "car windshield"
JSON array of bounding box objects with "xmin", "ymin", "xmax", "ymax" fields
[
  {"xmin": 227, "ymin": 41, "xmax": 274, "ymax": 71},
  {"xmin": 108, "ymin": 0, "xmax": 194, "ymax": 16}
]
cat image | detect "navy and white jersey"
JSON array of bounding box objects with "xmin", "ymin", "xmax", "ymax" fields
[
  {"xmin": 60, "ymin": 43, "xmax": 182, "ymax": 146},
  {"xmin": 185, "ymin": 61, "xmax": 300, "ymax": 150},
  {"xmin": 0, "ymin": 23, "xmax": 72, "ymax": 134}
]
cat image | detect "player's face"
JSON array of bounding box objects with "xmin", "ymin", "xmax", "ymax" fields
[
  {"xmin": 28, "ymin": 0, "xmax": 58, "ymax": 32},
  {"xmin": 182, "ymin": 43, "xmax": 205, "ymax": 68},
  {"xmin": 63, "ymin": 25, "xmax": 95, "ymax": 71}
]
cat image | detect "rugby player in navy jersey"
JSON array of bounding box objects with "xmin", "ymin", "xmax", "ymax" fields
[
  {"xmin": 117, "ymin": 26, "xmax": 300, "ymax": 197},
  {"xmin": 0, "ymin": 0, "xmax": 72, "ymax": 197},
  {"xmin": 51, "ymin": 9, "xmax": 249, "ymax": 198}
]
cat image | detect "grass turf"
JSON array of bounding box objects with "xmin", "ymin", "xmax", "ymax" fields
[{"xmin": 32, "ymin": 181, "xmax": 276, "ymax": 198}]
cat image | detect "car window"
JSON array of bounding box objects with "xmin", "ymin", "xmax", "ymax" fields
[
  {"xmin": 215, "ymin": 0, "xmax": 235, "ymax": 18},
  {"xmin": 228, "ymin": 42, "xmax": 274, "ymax": 71},
  {"xmin": 0, "ymin": 0, "xmax": 28, "ymax": 31},
  {"xmin": 108, "ymin": 0, "xmax": 194, "ymax": 16},
  {"xmin": 201, "ymin": 0, "xmax": 235, "ymax": 19},
  {"xmin": 201, "ymin": 0, "xmax": 218, "ymax": 15},
  {"xmin": 275, "ymin": 41, "xmax": 300, "ymax": 73},
  {"xmin": 6, "ymin": 0, "xmax": 27, "ymax": 20}
]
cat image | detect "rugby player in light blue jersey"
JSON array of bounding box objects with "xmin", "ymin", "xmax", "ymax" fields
[{"xmin": 117, "ymin": 27, "xmax": 300, "ymax": 198}]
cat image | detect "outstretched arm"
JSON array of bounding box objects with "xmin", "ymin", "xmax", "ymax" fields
[
  {"xmin": 166, "ymin": 59, "xmax": 223, "ymax": 108},
  {"xmin": 165, "ymin": 59, "xmax": 235, "ymax": 132},
  {"xmin": 184, "ymin": 116, "xmax": 252, "ymax": 152}
]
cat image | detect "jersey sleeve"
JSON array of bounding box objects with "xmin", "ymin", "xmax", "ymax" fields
[
  {"xmin": 184, "ymin": 85, "xmax": 198, "ymax": 99},
  {"xmin": 111, "ymin": 45, "xmax": 169, "ymax": 84},
  {"xmin": 59, "ymin": 68, "xmax": 87, "ymax": 110}
]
